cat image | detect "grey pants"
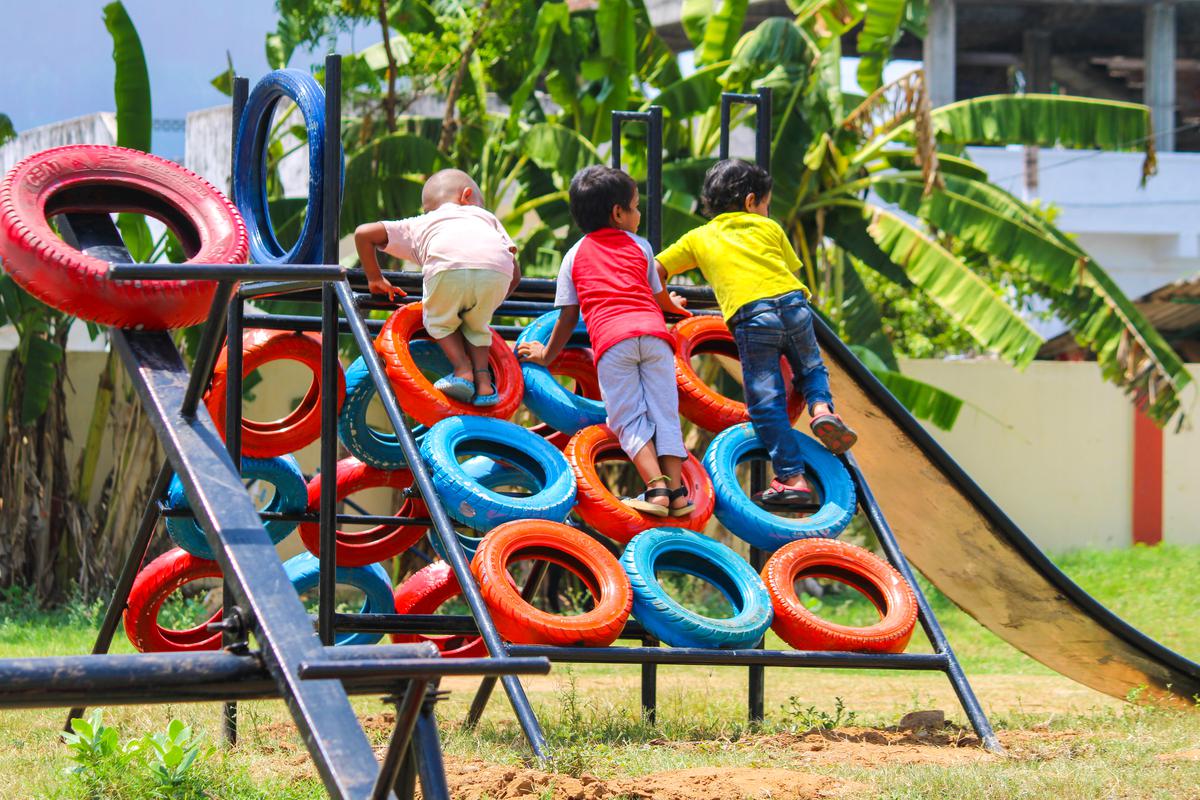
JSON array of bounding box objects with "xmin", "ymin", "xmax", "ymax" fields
[{"xmin": 596, "ymin": 335, "xmax": 688, "ymax": 460}]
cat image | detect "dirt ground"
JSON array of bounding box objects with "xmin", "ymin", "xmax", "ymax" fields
[{"xmin": 429, "ymin": 726, "xmax": 1093, "ymax": 800}]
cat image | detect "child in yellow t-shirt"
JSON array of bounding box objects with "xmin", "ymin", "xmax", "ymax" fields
[{"xmin": 656, "ymin": 159, "xmax": 857, "ymax": 508}]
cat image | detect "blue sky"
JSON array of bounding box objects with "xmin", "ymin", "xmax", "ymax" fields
[{"xmin": 0, "ymin": 1, "xmax": 365, "ymax": 159}]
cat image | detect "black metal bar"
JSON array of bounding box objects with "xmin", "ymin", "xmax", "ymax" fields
[
  {"xmin": 317, "ymin": 54, "xmax": 343, "ymax": 650},
  {"xmin": 222, "ymin": 72, "xmax": 249, "ymax": 750},
  {"xmin": 747, "ymin": 462, "xmax": 768, "ymax": 725},
  {"xmin": 372, "ymin": 681, "xmax": 429, "ymax": 800},
  {"xmin": 239, "ymin": 279, "xmax": 333, "ymax": 300},
  {"xmin": 4, "ymin": 645, "xmax": 446, "ymax": 709},
  {"xmin": 609, "ymin": 107, "xmax": 663, "ymax": 251},
  {"xmin": 506, "ymin": 646, "xmax": 951, "ymax": 669},
  {"xmin": 158, "ymin": 506, "xmax": 434, "ymax": 526},
  {"xmin": 640, "ymin": 635, "xmax": 657, "ymax": 724},
  {"xmin": 719, "ymin": 89, "xmax": 772, "ymax": 170},
  {"xmin": 113, "ymin": 329, "xmax": 385, "ymax": 799},
  {"xmin": 63, "ymin": 463, "xmax": 172, "ymax": 729},
  {"xmin": 299, "ymin": 658, "xmax": 551, "ymax": 680},
  {"xmin": 109, "ymin": 263, "xmax": 346, "ymax": 281},
  {"xmin": 331, "ymin": 281, "xmax": 549, "ymax": 759},
  {"xmin": 464, "ymin": 560, "xmax": 550, "ymax": 727},
  {"xmin": 413, "ymin": 700, "xmax": 450, "ymax": 800},
  {"xmin": 845, "ymin": 452, "xmax": 1003, "ymax": 754},
  {"xmin": 223, "ymin": 291, "xmax": 245, "ymax": 746}
]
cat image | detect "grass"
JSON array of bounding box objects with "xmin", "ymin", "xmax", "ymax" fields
[{"xmin": 0, "ymin": 544, "xmax": 1197, "ymax": 798}]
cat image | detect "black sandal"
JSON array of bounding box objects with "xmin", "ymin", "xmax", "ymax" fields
[
  {"xmin": 622, "ymin": 476, "xmax": 672, "ymax": 517},
  {"xmin": 668, "ymin": 486, "xmax": 695, "ymax": 517},
  {"xmin": 753, "ymin": 478, "xmax": 821, "ymax": 510}
]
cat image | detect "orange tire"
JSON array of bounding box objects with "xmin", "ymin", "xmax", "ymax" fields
[
  {"xmin": 375, "ymin": 304, "xmax": 522, "ymax": 426},
  {"xmin": 762, "ymin": 538, "xmax": 918, "ymax": 653},
  {"xmin": 390, "ymin": 561, "xmax": 487, "ymax": 658},
  {"xmin": 206, "ymin": 329, "xmax": 346, "ymax": 457},
  {"xmin": 124, "ymin": 548, "xmax": 222, "ymax": 653},
  {"xmin": 298, "ymin": 457, "xmax": 427, "ymax": 566},
  {"xmin": 565, "ymin": 424, "xmax": 714, "ymax": 544},
  {"xmin": 471, "ymin": 520, "xmax": 631, "ymax": 647},
  {"xmin": 528, "ymin": 348, "xmax": 601, "ymax": 449},
  {"xmin": 672, "ymin": 315, "xmax": 803, "ymax": 432}
]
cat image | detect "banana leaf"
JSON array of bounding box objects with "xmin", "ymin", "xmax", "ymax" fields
[
  {"xmin": 0, "ymin": 113, "xmax": 14, "ymax": 145},
  {"xmin": 695, "ymin": 0, "xmax": 750, "ymax": 67},
  {"xmin": 839, "ymin": 257, "xmax": 898, "ymax": 369},
  {"xmin": 855, "ymin": 0, "xmax": 907, "ymax": 93},
  {"xmin": 340, "ymin": 133, "xmax": 444, "ymax": 236},
  {"xmin": 649, "ymin": 63, "xmax": 727, "ymax": 120},
  {"xmin": 522, "ymin": 123, "xmax": 602, "ymax": 181},
  {"xmin": 863, "ymin": 205, "xmax": 1044, "ymax": 366},
  {"xmin": 102, "ymin": 1, "xmax": 150, "ymax": 152}
]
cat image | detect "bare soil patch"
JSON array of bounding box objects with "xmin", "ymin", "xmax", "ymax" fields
[{"xmin": 438, "ymin": 761, "xmax": 864, "ymax": 800}]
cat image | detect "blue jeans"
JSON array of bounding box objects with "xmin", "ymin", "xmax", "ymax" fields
[{"xmin": 730, "ymin": 290, "xmax": 832, "ymax": 481}]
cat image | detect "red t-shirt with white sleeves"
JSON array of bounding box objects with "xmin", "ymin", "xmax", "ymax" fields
[{"xmin": 554, "ymin": 228, "xmax": 672, "ymax": 361}]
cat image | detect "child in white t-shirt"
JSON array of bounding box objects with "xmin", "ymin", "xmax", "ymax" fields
[{"xmin": 355, "ymin": 169, "xmax": 521, "ymax": 406}]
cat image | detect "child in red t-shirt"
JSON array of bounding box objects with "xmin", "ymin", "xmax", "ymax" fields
[{"xmin": 517, "ymin": 166, "xmax": 693, "ymax": 516}]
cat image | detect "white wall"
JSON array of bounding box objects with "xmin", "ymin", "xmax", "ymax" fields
[
  {"xmin": 967, "ymin": 147, "xmax": 1200, "ymax": 300},
  {"xmin": 0, "ymin": 113, "xmax": 116, "ymax": 174},
  {"xmin": 902, "ymin": 357, "xmax": 1200, "ymax": 551}
]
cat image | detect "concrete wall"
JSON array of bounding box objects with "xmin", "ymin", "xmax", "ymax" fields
[
  {"xmin": 902, "ymin": 357, "xmax": 1200, "ymax": 552},
  {"xmin": 0, "ymin": 113, "xmax": 116, "ymax": 174}
]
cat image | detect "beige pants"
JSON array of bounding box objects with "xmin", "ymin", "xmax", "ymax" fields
[{"xmin": 422, "ymin": 269, "xmax": 510, "ymax": 346}]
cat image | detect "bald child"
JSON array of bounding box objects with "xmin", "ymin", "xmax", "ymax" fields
[{"xmin": 355, "ymin": 169, "xmax": 521, "ymax": 406}]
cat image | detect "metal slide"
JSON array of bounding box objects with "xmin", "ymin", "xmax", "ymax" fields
[{"xmin": 815, "ymin": 320, "xmax": 1200, "ymax": 706}]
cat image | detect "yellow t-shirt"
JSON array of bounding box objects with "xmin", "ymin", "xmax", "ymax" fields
[{"xmin": 656, "ymin": 212, "xmax": 810, "ymax": 320}]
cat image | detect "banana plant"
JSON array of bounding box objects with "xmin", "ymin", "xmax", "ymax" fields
[{"xmin": 663, "ymin": 4, "xmax": 1189, "ymax": 426}]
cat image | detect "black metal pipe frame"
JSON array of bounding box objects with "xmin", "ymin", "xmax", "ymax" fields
[
  {"xmin": 221, "ymin": 75, "xmax": 250, "ymax": 748},
  {"xmin": 610, "ymin": 107, "xmax": 663, "ymax": 251},
  {"xmin": 719, "ymin": 87, "xmax": 772, "ymax": 171},
  {"xmin": 330, "ymin": 279, "xmax": 550, "ymax": 759}
]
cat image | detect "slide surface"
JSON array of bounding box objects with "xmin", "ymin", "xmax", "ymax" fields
[{"xmin": 816, "ymin": 321, "xmax": 1200, "ymax": 706}]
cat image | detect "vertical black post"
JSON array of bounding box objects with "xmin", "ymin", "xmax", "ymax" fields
[
  {"xmin": 755, "ymin": 87, "xmax": 772, "ymax": 170},
  {"xmin": 719, "ymin": 95, "xmax": 732, "ymax": 160},
  {"xmin": 718, "ymin": 88, "xmax": 772, "ymax": 169},
  {"xmin": 221, "ymin": 73, "xmax": 249, "ymax": 748},
  {"xmin": 610, "ymin": 108, "xmax": 663, "ymax": 251},
  {"xmin": 646, "ymin": 106, "xmax": 663, "ymax": 252},
  {"xmin": 318, "ymin": 54, "xmax": 342, "ymax": 646},
  {"xmin": 747, "ymin": 462, "xmax": 767, "ymax": 724},
  {"xmin": 222, "ymin": 295, "xmax": 244, "ymax": 744}
]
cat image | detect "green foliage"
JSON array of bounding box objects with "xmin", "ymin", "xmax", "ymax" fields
[
  {"xmin": 0, "ymin": 113, "xmax": 14, "ymax": 145},
  {"xmin": 60, "ymin": 711, "xmax": 213, "ymax": 798},
  {"xmin": 781, "ymin": 695, "xmax": 859, "ymax": 731},
  {"xmin": 0, "ymin": 275, "xmax": 68, "ymax": 425},
  {"xmin": 102, "ymin": 1, "xmax": 151, "ymax": 152},
  {"xmin": 142, "ymin": 719, "xmax": 214, "ymax": 792},
  {"xmin": 856, "ymin": 0, "xmax": 907, "ymax": 92}
]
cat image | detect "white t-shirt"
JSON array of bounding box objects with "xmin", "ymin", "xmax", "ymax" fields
[{"xmin": 381, "ymin": 203, "xmax": 516, "ymax": 280}]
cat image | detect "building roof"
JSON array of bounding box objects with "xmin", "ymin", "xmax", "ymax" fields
[{"xmin": 1039, "ymin": 273, "xmax": 1200, "ymax": 362}]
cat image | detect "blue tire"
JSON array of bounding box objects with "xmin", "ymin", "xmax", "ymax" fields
[
  {"xmin": 427, "ymin": 455, "xmax": 544, "ymax": 560},
  {"xmin": 282, "ymin": 552, "xmax": 392, "ymax": 646},
  {"xmin": 233, "ymin": 69, "xmax": 340, "ymax": 265},
  {"xmin": 165, "ymin": 455, "xmax": 307, "ymax": 560},
  {"xmin": 620, "ymin": 527, "xmax": 773, "ymax": 649},
  {"xmin": 420, "ymin": 416, "xmax": 576, "ymax": 531},
  {"xmin": 703, "ymin": 423, "xmax": 856, "ymax": 551},
  {"xmin": 337, "ymin": 341, "xmax": 442, "ymax": 469},
  {"xmin": 516, "ymin": 310, "xmax": 605, "ymax": 435}
]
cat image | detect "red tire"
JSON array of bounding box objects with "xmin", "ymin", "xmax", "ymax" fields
[
  {"xmin": 375, "ymin": 304, "xmax": 522, "ymax": 426},
  {"xmin": 528, "ymin": 348, "xmax": 601, "ymax": 449},
  {"xmin": 762, "ymin": 538, "xmax": 918, "ymax": 653},
  {"xmin": 124, "ymin": 548, "xmax": 222, "ymax": 653},
  {"xmin": 391, "ymin": 561, "xmax": 487, "ymax": 657},
  {"xmin": 565, "ymin": 424, "xmax": 714, "ymax": 544},
  {"xmin": 0, "ymin": 145, "xmax": 248, "ymax": 329},
  {"xmin": 672, "ymin": 315, "xmax": 803, "ymax": 432},
  {"xmin": 298, "ymin": 457, "xmax": 427, "ymax": 566},
  {"xmin": 471, "ymin": 520, "xmax": 631, "ymax": 647},
  {"xmin": 206, "ymin": 329, "xmax": 346, "ymax": 458}
]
